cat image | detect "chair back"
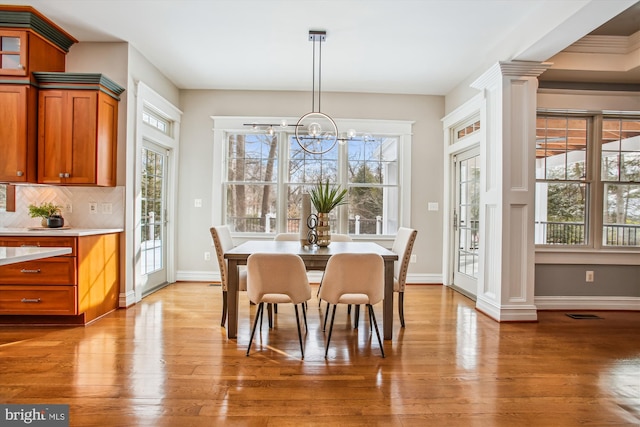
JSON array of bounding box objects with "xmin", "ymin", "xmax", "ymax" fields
[
  {"xmin": 246, "ymin": 253, "xmax": 311, "ymax": 305},
  {"xmin": 391, "ymin": 227, "xmax": 418, "ymax": 291},
  {"xmin": 210, "ymin": 226, "xmax": 234, "ymax": 291},
  {"xmin": 319, "ymin": 253, "xmax": 384, "ymax": 305}
]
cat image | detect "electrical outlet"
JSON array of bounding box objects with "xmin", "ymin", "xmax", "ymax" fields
[
  {"xmin": 89, "ymin": 202, "xmax": 98, "ymax": 214},
  {"xmin": 586, "ymin": 271, "xmax": 594, "ymax": 282},
  {"xmin": 204, "ymin": 251, "xmax": 211, "ymax": 261},
  {"xmin": 194, "ymin": 199, "xmax": 202, "ymax": 208},
  {"xmin": 410, "ymin": 254, "xmax": 417, "ymax": 263},
  {"xmin": 65, "ymin": 203, "xmax": 72, "ymax": 213}
]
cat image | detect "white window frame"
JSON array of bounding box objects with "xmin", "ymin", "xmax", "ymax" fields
[{"xmin": 211, "ymin": 116, "xmax": 413, "ymax": 241}]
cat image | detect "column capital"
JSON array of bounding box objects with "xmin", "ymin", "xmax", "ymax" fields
[{"xmin": 472, "ymin": 61, "xmax": 553, "ymax": 90}]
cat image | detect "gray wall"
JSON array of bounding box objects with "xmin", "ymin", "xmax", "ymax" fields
[
  {"xmin": 176, "ymin": 89, "xmax": 444, "ymax": 280},
  {"xmin": 536, "ymin": 265, "xmax": 640, "ymax": 297}
]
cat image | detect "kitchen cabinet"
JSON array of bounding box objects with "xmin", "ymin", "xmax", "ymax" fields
[
  {"xmin": 0, "ymin": 233, "xmax": 120, "ymax": 324},
  {"xmin": 35, "ymin": 73, "xmax": 124, "ymax": 186},
  {"xmin": 0, "ymin": 6, "xmax": 77, "ymax": 183},
  {"xmin": 0, "ymin": 84, "xmax": 37, "ymax": 182}
]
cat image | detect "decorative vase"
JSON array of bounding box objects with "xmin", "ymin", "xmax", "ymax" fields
[
  {"xmin": 46, "ymin": 215, "xmax": 64, "ymax": 228},
  {"xmin": 316, "ymin": 212, "xmax": 331, "ymax": 247}
]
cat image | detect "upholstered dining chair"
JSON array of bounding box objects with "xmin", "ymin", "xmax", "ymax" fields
[
  {"xmin": 318, "ymin": 253, "xmax": 385, "ymax": 358},
  {"xmin": 392, "ymin": 227, "xmax": 418, "ymax": 327},
  {"xmin": 246, "ymin": 253, "xmax": 311, "ymax": 358},
  {"xmin": 210, "ymin": 226, "xmax": 247, "ymax": 327}
]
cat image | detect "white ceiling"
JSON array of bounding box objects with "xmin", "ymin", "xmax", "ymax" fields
[{"xmin": 7, "ymin": 0, "xmax": 640, "ymax": 95}]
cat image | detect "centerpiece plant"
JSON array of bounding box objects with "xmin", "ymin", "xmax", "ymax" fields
[
  {"xmin": 28, "ymin": 202, "xmax": 62, "ymax": 227},
  {"xmin": 309, "ymin": 180, "xmax": 347, "ymax": 246}
]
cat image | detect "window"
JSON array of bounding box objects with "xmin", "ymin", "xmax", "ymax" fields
[
  {"xmin": 601, "ymin": 118, "xmax": 640, "ymax": 246},
  {"xmin": 218, "ymin": 118, "xmax": 409, "ymax": 237},
  {"xmin": 535, "ymin": 113, "xmax": 640, "ymax": 247},
  {"xmin": 142, "ymin": 109, "xmax": 170, "ymax": 135},
  {"xmin": 535, "ymin": 116, "xmax": 589, "ymax": 245}
]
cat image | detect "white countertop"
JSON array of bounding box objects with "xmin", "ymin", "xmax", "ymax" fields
[
  {"xmin": 0, "ymin": 246, "xmax": 73, "ymax": 266},
  {"xmin": 0, "ymin": 228, "xmax": 124, "ymax": 237}
]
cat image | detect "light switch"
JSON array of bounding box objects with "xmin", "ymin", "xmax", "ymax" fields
[
  {"xmin": 89, "ymin": 202, "xmax": 98, "ymax": 214},
  {"xmin": 194, "ymin": 199, "xmax": 202, "ymax": 208},
  {"xmin": 428, "ymin": 202, "xmax": 439, "ymax": 211}
]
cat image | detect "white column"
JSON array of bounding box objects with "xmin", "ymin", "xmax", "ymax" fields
[{"xmin": 471, "ymin": 61, "xmax": 551, "ymax": 321}]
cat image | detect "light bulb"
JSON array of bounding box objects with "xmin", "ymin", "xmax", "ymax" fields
[
  {"xmin": 347, "ymin": 128, "xmax": 356, "ymax": 138},
  {"xmin": 308, "ymin": 122, "xmax": 322, "ymax": 137},
  {"xmin": 280, "ymin": 120, "xmax": 288, "ymax": 128},
  {"xmin": 267, "ymin": 126, "xmax": 274, "ymax": 135}
]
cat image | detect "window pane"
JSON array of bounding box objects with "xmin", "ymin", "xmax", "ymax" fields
[
  {"xmin": 603, "ymin": 183, "xmax": 640, "ymax": 247},
  {"xmin": 535, "ymin": 182, "xmax": 587, "ymax": 245},
  {"xmin": 228, "ymin": 134, "xmax": 278, "ymax": 182},
  {"xmin": 601, "ymin": 118, "xmax": 640, "ymax": 183},
  {"xmin": 225, "ymin": 184, "xmax": 276, "ymax": 232},
  {"xmin": 536, "ymin": 116, "xmax": 588, "ymax": 181},
  {"xmin": 348, "ymin": 186, "xmax": 398, "ymax": 235}
]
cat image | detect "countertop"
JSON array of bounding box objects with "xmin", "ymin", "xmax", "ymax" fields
[
  {"xmin": 0, "ymin": 228, "xmax": 124, "ymax": 237},
  {"xmin": 0, "ymin": 246, "xmax": 73, "ymax": 266}
]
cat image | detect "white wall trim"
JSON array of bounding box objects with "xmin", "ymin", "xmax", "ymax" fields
[
  {"xmin": 535, "ymin": 296, "xmax": 640, "ymax": 311},
  {"xmin": 119, "ymin": 290, "xmax": 136, "ymax": 308}
]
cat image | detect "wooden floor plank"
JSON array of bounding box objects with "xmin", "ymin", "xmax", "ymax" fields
[{"xmin": 0, "ymin": 282, "xmax": 638, "ymax": 426}]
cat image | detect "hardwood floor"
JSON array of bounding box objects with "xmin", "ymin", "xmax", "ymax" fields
[{"xmin": 0, "ymin": 282, "xmax": 638, "ymax": 426}]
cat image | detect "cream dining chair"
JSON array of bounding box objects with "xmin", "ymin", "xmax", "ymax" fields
[
  {"xmin": 318, "ymin": 253, "xmax": 385, "ymax": 358},
  {"xmin": 246, "ymin": 253, "xmax": 311, "ymax": 358},
  {"xmin": 210, "ymin": 226, "xmax": 247, "ymax": 327},
  {"xmin": 392, "ymin": 227, "xmax": 418, "ymax": 327}
]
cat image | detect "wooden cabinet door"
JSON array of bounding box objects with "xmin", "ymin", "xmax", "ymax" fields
[
  {"xmin": 0, "ymin": 84, "xmax": 36, "ymax": 182},
  {"xmin": 38, "ymin": 89, "xmax": 66, "ymax": 184},
  {"xmin": 65, "ymin": 90, "xmax": 98, "ymax": 185}
]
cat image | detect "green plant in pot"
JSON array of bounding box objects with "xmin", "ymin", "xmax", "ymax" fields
[
  {"xmin": 309, "ymin": 180, "xmax": 347, "ymax": 246},
  {"xmin": 28, "ymin": 202, "xmax": 63, "ymax": 228}
]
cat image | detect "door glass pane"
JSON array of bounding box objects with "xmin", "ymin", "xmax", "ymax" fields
[
  {"xmin": 1, "ymin": 36, "xmax": 20, "ymax": 51},
  {"xmin": 1, "ymin": 54, "xmax": 20, "ymax": 69},
  {"xmin": 457, "ymin": 155, "xmax": 480, "ymax": 279},
  {"xmin": 141, "ymin": 147, "xmax": 165, "ymax": 275}
]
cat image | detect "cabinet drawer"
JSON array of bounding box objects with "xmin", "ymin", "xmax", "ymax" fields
[
  {"xmin": 0, "ymin": 237, "xmax": 76, "ymax": 256},
  {"xmin": 0, "ymin": 257, "xmax": 76, "ymax": 285},
  {"xmin": 0, "ymin": 285, "xmax": 77, "ymax": 315}
]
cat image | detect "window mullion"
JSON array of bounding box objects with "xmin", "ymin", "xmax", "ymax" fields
[{"xmin": 591, "ymin": 115, "xmax": 603, "ymax": 249}]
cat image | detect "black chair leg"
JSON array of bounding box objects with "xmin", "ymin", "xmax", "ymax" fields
[
  {"xmin": 354, "ymin": 305, "xmax": 360, "ymax": 329},
  {"xmin": 323, "ymin": 302, "xmax": 330, "ymax": 331},
  {"xmin": 274, "ymin": 303, "xmax": 278, "ymax": 314},
  {"xmin": 247, "ymin": 303, "xmax": 264, "ymax": 356},
  {"xmin": 324, "ymin": 305, "xmax": 337, "ymax": 359},
  {"xmin": 368, "ymin": 304, "xmax": 385, "ymax": 358},
  {"xmin": 294, "ymin": 304, "xmax": 304, "ymax": 359},
  {"xmin": 347, "ymin": 304, "xmax": 352, "ymax": 315},
  {"xmin": 399, "ymin": 292, "xmax": 405, "ymax": 327},
  {"xmin": 267, "ymin": 303, "xmax": 273, "ymax": 329},
  {"xmin": 302, "ymin": 302, "xmax": 308, "ymax": 332},
  {"xmin": 221, "ymin": 290, "xmax": 227, "ymax": 327}
]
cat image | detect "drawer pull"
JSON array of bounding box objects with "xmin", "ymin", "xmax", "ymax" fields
[
  {"xmin": 20, "ymin": 269, "xmax": 42, "ymax": 274},
  {"xmin": 21, "ymin": 298, "xmax": 42, "ymax": 303}
]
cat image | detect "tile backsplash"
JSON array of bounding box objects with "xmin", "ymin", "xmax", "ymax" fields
[{"xmin": 0, "ymin": 185, "xmax": 125, "ymax": 229}]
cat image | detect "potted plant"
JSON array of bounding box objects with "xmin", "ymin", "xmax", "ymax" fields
[
  {"xmin": 28, "ymin": 202, "xmax": 63, "ymax": 228},
  {"xmin": 309, "ymin": 180, "xmax": 347, "ymax": 246}
]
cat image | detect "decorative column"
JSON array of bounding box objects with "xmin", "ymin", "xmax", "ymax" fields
[{"xmin": 471, "ymin": 61, "xmax": 551, "ymax": 321}]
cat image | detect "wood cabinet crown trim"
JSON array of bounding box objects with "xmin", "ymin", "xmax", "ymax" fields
[{"xmin": 0, "ymin": 6, "xmax": 77, "ymax": 52}]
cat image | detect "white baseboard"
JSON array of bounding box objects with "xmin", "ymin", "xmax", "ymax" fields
[
  {"xmin": 176, "ymin": 270, "xmax": 218, "ymax": 282},
  {"xmin": 535, "ymin": 296, "xmax": 640, "ymax": 311},
  {"xmin": 119, "ymin": 290, "xmax": 136, "ymax": 308}
]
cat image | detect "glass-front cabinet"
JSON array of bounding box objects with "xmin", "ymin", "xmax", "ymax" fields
[{"xmin": 0, "ymin": 30, "xmax": 26, "ymax": 76}]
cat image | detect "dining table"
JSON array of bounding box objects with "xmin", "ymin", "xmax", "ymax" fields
[{"xmin": 224, "ymin": 240, "xmax": 398, "ymax": 340}]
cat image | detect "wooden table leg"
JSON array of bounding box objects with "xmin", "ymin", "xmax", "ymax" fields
[
  {"xmin": 383, "ymin": 259, "xmax": 394, "ymax": 340},
  {"xmin": 227, "ymin": 259, "xmax": 239, "ymax": 339}
]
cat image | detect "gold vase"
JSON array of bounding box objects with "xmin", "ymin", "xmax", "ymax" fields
[{"xmin": 316, "ymin": 212, "xmax": 331, "ymax": 247}]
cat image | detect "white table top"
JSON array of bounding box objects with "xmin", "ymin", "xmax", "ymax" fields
[{"xmin": 0, "ymin": 246, "xmax": 73, "ymax": 266}]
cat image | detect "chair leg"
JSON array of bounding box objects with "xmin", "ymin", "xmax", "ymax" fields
[
  {"xmin": 368, "ymin": 304, "xmax": 385, "ymax": 358},
  {"xmin": 399, "ymin": 292, "xmax": 405, "ymax": 327},
  {"xmin": 267, "ymin": 303, "xmax": 273, "ymax": 329},
  {"xmin": 294, "ymin": 304, "xmax": 304, "ymax": 359},
  {"xmin": 302, "ymin": 302, "xmax": 308, "ymax": 332},
  {"xmin": 324, "ymin": 304, "xmax": 337, "ymax": 359},
  {"xmin": 347, "ymin": 304, "xmax": 352, "ymax": 315},
  {"xmin": 221, "ymin": 290, "xmax": 227, "ymax": 327},
  {"xmin": 274, "ymin": 303, "xmax": 278, "ymax": 314},
  {"xmin": 354, "ymin": 305, "xmax": 360, "ymax": 329},
  {"xmin": 323, "ymin": 302, "xmax": 330, "ymax": 331},
  {"xmin": 247, "ymin": 303, "xmax": 264, "ymax": 356}
]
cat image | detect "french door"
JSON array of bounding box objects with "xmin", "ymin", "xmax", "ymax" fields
[
  {"xmin": 140, "ymin": 140, "xmax": 168, "ymax": 294},
  {"xmin": 452, "ymin": 148, "xmax": 480, "ymax": 299}
]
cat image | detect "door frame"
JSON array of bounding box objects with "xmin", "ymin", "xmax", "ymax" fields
[{"xmin": 133, "ymin": 82, "xmax": 182, "ymax": 303}]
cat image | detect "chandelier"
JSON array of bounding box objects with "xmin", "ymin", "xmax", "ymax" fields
[{"xmin": 245, "ymin": 30, "xmax": 355, "ymax": 155}]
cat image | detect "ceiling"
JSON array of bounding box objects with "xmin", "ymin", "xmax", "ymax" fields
[{"xmin": 6, "ymin": 0, "xmax": 640, "ymax": 95}]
